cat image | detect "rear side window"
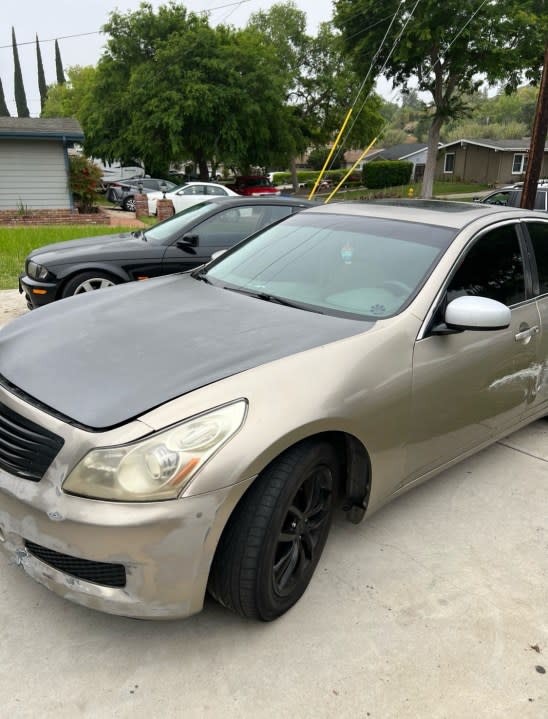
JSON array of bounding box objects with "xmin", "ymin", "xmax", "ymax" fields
[
  {"xmin": 447, "ymin": 224, "xmax": 525, "ymax": 306},
  {"xmin": 527, "ymin": 222, "xmax": 548, "ymax": 295},
  {"xmin": 534, "ymin": 192, "xmax": 547, "ymax": 211}
]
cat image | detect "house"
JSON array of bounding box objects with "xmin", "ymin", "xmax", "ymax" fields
[
  {"xmin": 436, "ymin": 138, "xmax": 548, "ymax": 185},
  {"xmin": 342, "ymin": 147, "xmax": 385, "ymax": 171},
  {"xmin": 0, "ymin": 117, "xmax": 84, "ymax": 218},
  {"xmin": 345, "ymin": 143, "xmax": 429, "ymax": 181}
]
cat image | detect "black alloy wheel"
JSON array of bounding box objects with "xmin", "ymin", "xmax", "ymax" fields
[{"xmin": 208, "ymin": 440, "xmax": 339, "ymax": 621}]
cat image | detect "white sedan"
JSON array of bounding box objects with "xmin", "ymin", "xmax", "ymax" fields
[{"xmin": 147, "ymin": 182, "xmax": 239, "ymax": 215}]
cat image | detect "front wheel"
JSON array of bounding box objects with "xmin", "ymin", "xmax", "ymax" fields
[
  {"xmin": 62, "ymin": 271, "xmax": 119, "ymax": 298},
  {"xmin": 122, "ymin": 195, "xmax": 136, "ymax": 212},
  {"xmin": 209, "ymin": 440, "xmax": 339, "ymax": 621}
]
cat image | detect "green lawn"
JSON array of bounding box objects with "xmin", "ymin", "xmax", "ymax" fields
[
  {"xmin": 0, "ymin": 225, "xmax": 131, "ymax": 290},
  {"xmin": 322, "ymin": 181, "xmax": 490, "ymax": 201}
]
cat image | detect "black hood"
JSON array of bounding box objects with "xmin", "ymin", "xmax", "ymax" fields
[
  {"xmin": 29, "ymin": 232, "xmax": 147, "ymax": 264},
  {"xmin": 0, "ymin": 274, "xmax": 371, "ymax": 429}
]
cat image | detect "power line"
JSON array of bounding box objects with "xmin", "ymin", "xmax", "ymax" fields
[{"xmin": 0, "ymin": 0, "xmax": 254, "ymax": 50}]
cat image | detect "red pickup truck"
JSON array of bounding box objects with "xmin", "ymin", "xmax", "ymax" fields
[{"xmin": 228, "ymin": 176, "xmax": 281, "ymax": 197}]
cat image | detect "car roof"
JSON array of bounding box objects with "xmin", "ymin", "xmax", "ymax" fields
[
  {"xmin": 195, "ymin": 196, "xmax": 318, "ymax": 208},
  {"xmin": 305, "ymin": 198, "xmax": 538, "ymax": 229},
  {"xmin": 182, "ymin": 181, "xmax": 225, "ymax": 186}
]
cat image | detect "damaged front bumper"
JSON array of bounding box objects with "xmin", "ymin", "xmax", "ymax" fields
[
  {"xmin": 0, "ymin": 383, "xmax": 253, "ymax": 619},
  {"xmin": 0, "ymin": 478, "xmax": 249, "ymax": 619}
]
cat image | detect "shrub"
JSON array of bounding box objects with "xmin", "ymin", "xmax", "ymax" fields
[
  {"xmin": 362, "ymin": 160, "xmax": 413, "ymax": 189},
  {"xmin": 69, "ymin": 155, "xmax": 102, "ymax": 213}
]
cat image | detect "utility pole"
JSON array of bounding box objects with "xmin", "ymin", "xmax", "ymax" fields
[{"xmin": 521, "ymin": 42, "xmax": 548, "ymax": 209}]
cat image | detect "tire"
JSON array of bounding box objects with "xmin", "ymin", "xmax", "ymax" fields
[
  {"xmin": 122, "ymin": 195, "xmax": 136, "ymax": 212},
  {"xmin": 62, "ymin": 271, "xmax": 119, "ymax": 298},
  {"xmin": 208, "ymin": 440, "xmax": 339, "ymax": 621}
]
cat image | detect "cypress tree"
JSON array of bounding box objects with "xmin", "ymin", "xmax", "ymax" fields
[
  {"xmin": 0, "ymin": 77, "xmax": 10, "ymax": 117},
  {"xmin": 12, "ymin": 27, "xmax": 30, "ymax": 117},
  {"xmin": 36, "ymin": 34, "xmax": 47, "ymax": 112},
  {"xmin": 55, "ymin": 40, "xmax": 65, "ymax": 84}
]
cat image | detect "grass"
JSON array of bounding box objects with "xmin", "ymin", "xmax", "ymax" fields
[
  {"xmin": 0, "ymin": 225, "xmax": 131, "ymax": 290},
  {"xmin": 320, "ymin": 181, "xmax": 490, "ymax": 201}
]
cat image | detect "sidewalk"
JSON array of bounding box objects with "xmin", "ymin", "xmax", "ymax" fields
[{"xmin": 101, "ymin": 207, "xmax": 147, "ymax": 228}]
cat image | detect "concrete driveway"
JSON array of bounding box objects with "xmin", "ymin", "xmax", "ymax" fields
[{"xmin": 0, "ymin": 292, "xmax": 546, "ymax": 718}]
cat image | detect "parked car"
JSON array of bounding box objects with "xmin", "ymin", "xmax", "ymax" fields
[
  {"xmin": 227, "ymin": 175, "xmax": 282, "ymax": 197},
  {"xmin": 106, "ymin": 178, "xmax": 179, "ymax": 211},
  {"xmin": 18, "ymin": 197, "xmax": 317, "ymax": 309},
  {"xmin": 477, "ymin": 185, "xmax": 548, "ymax": 211},
  {"xmin": 2, "ymin": 200, "xmax": 548, "ymax": 621},
  {"xmin": 147, "ymin": 181, "xmax": 239, "ymax": 215}
]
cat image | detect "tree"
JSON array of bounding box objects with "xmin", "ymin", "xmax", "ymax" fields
[
  {"xmin": 307, "ymin": 147, "xmax": 342, "ymax": 170},
  {"xmin": 36, "ymin": 35, "xmax": 47, "ymax": 112},
  {"xmin": 42, "ymin": 65, "xmax": 97, "ymax": 119},
  {"xmin": 334, "ymin": 0, "xmax": 548, "ymax": 197},
  {"xmin": 12, "ymin": 27, "xmax": 29, "ymax": 117},
  {"xmin": 0, "ymin": 77, "xmax": 10, "ymax": 117},
  {"xmin": 248, "ymin": 3, "xmax": 384, "ymax": 185},
  {"xmin": 79, "ymin": 4, "xmax": 294, "ymax": 177},
  {"xmin": 55, "ymin": 40, "xmax": 65, "ymax": 84}
]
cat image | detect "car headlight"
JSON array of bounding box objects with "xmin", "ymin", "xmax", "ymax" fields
[
  {"xmin": 27, "ymin": 260, "xmax": 51, "ymax": 281},
  {"xmin": 63, "ymin": 400, "xmax": 247, "ymax": 501}
]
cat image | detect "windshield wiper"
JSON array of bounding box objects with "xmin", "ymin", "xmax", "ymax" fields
[
  {"xmin": 195, "ymin": 273, "xmax": 213, "ymax": 284},
  {"xmin": 224, "ymin": 286, "xmax": 323, "ymax": 313},
  {"xmin": 192, "ymin": 267, "xmax": 213, "ymax": 284}
]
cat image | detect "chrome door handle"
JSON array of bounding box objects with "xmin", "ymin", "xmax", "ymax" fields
[{"xmin": 514, "ymin": 325, "xmax": 540, "ymax": 342}]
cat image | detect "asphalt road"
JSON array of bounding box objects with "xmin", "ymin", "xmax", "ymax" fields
[{"xmin": 0, "ymin": 292, "xmax": 546, "ymax": 718}]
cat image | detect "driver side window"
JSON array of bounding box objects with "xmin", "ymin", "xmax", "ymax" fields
[{"xmin": 447, "ymin": 224, "xmax": 525, "ymax": 307}]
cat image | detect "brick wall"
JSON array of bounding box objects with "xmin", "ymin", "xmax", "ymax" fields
[
  {"xmin": 156, "ymin": 199, "xmax": 175, "ymax": 221},
  {"xmin": 0, "ymin": 208, "xmax": 112, "ymax": 226}
]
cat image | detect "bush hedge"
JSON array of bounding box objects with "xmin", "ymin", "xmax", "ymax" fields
[{"xmin": 362, "ymin": 160, "xmax": 413, "ymax": 189}]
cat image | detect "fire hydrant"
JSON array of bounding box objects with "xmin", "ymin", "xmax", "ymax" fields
[{"xmin": 407, "ymin": 187, "xmax": 414, "ymax": 198}]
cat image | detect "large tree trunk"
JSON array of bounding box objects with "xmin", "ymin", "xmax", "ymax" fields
[
  {"xmin": 421, "ymin": 114, "xmax": 444, "ymax": 199},
  {"xmin": 198, "ymin": 158, "xmax": 209, "ymax": 181},
  {"xmin": 290, "ymin": 156, "xmax": 299, "ymax": 193}
]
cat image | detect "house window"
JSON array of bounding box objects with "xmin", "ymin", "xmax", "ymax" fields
[
  {"xmin": 443, "ymin": 153, "xmax": 455, "ymax": 173},
  {"xmin": 512, "ymin": 153, "xmax": 528, "ymax": 174}
]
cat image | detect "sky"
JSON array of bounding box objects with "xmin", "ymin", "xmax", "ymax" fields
[{"xmin": 2, "ymin": 0, "xmax": 366, "ymax": 118}]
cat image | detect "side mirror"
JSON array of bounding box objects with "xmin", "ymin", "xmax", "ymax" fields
[
  {"xmin": 444, "ymin": 295, "xmax": 511, "ymax": 331},
  {"xmin": 176, "ymin": 235, "xmax": 198, "ymax": 249}
]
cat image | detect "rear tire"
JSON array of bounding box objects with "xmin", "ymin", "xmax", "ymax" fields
[
  {"xmin": 62, "ymin": 271, "xmax": 119, "ymax": 298},
  {"xmin": 208, "ymin": 440, "xmax": 339, "ymax": 621}
]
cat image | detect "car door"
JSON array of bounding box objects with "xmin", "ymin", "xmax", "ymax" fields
[
  {"xmin": 161, "ymin": 204, "xmax": 296, "ymax": 274},
  {"xmin": 522, "ymin": 219, "xmax": 548, "ymax": 415},
  {"xmin": 172, "ymin": 185, "xmax": 207, "ymax": 212},
  {"xmin": 160, "ymin": 205, "xmax": 261, "ymax": 274},
  {"xmin": 406, "ymin": 221, "xmax": 540, "ymax": 481}
]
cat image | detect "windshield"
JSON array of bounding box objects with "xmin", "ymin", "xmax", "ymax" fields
[
  {"xmin": 204, "ymin": 212, "xmax": 455, "ymax": 320},
  {"xmin": 144, "ymin": 201, "xmax": 217, "ymax": 244}
]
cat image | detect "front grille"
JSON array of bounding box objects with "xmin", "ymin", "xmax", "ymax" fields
[
  {"xmin": 0, "ymin": 401, "xmax": 64, "ymax": 481},
  {"xmin": 25, "ymin": 540, "xmax": 127, "ymax": 588}
]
